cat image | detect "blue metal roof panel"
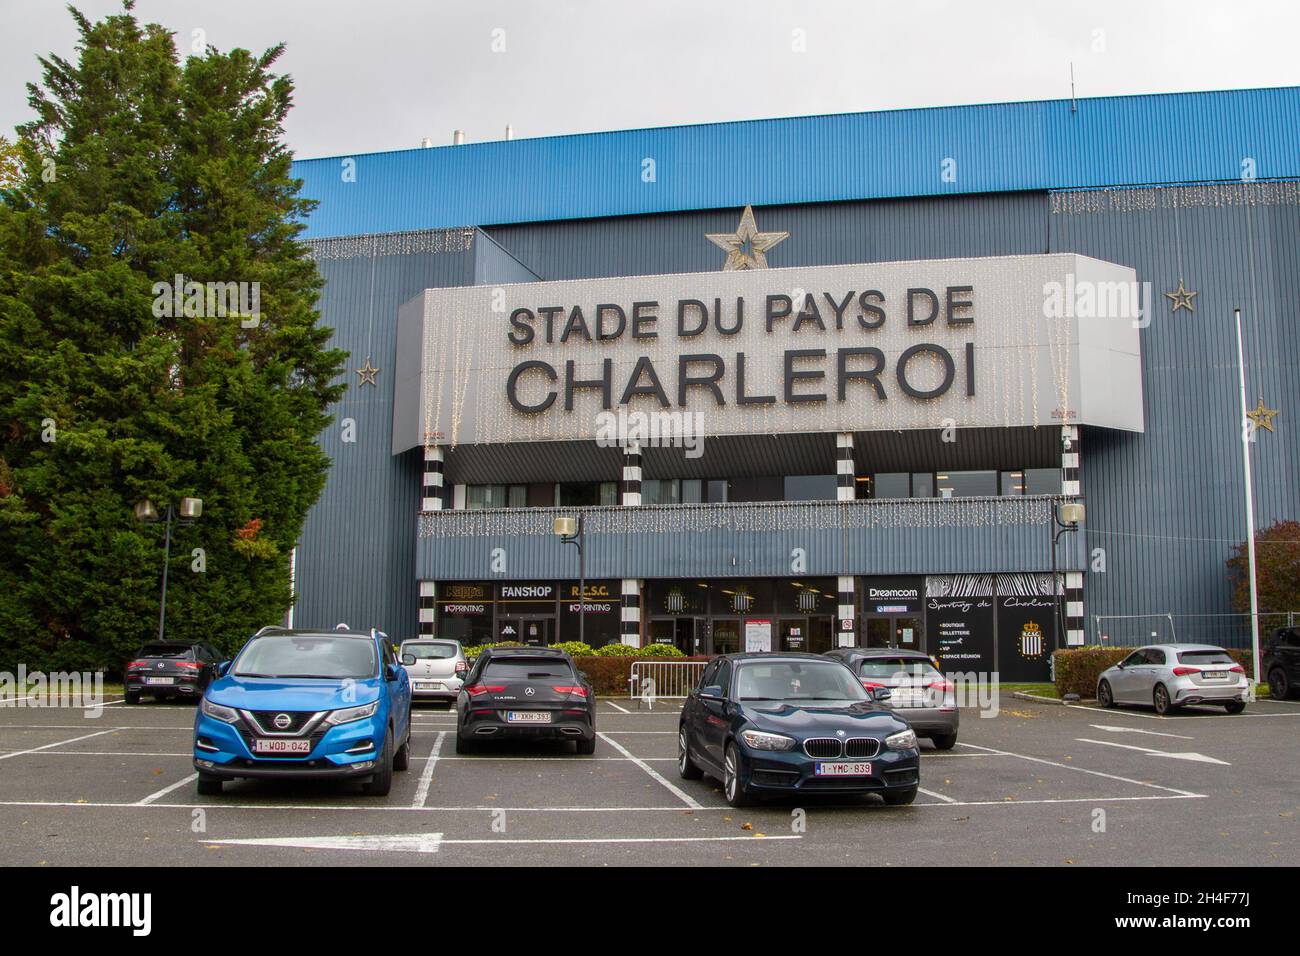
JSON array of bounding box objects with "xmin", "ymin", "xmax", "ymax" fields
[{"xmin": 292, "ymin": 87, "xmax": 1300, "ymax": 238}]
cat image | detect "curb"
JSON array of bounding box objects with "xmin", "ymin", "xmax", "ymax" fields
[{"xmin": 1011, "ymin": 691, "xmax": 1072, "ymax": 706}]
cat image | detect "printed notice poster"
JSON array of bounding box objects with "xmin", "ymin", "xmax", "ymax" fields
[{"xmin": 744, "ymin": 619, "xmax": 772, "ymax": 653}]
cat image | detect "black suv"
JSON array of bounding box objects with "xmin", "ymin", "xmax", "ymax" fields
[
  {"xmin": 455, "ymin": 646, "xmax": 596, "ymax": 754},
  {"xmin": 1262, "ymin": 627, "xmax": 1300, "ymax": 699},
  {"xmin": 124, "ymin": 641, "xmax": 225, "ymax": 704}
]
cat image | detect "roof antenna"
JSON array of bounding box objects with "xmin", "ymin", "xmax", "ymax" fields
[{"xmin": 1070, "ymin": 61, "xmax": 1077, "ymax": 113}]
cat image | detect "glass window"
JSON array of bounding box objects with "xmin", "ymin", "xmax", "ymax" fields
[
  {"xmin": 558, "ymin": 482, "xmax": 604, "ymax": 507},
  {"xmin": 642, "ymin": 479, "xmax": 681, "ymax": 505},
  {"xmin": 735, "ymin": 660, "xmax": 868, "ymax": 702},
  {"xmin": 935, "ymin": 470, "xmax": 997, "ymax": 498},
  {"xmin": 873, "ymin": 473, "xmax": 909, "ymax": 499},
  {"xmin": 466, "ymin": 484, "xmax": 508, "ymax": 509},
  {"xmin": 716, "ymin": 660, "xmax": 732, "ymax": 695},
  {"xmin": 234, "ymin": 635, "xmax": 377, "ymax": 680},
  {"xmin": 507, "ymin": 485, "xmax": 528, "ymax": 509},
  {"xmin": 1178, "ymin": 650, "xmax": 1235, "ymax": 665},
  {"xmin": 599, "ymin": 481, "xmax": 619, "ymax": 506},
  {"xmin": 1024, "ymin": 468, "xmax": 1061, "ymax": 496},
  {"xmin": 707, "ymin": 480, "xmax": 728, "ymax": 503},
  {"xmin": 858, "ymin": 657, "xmax": 942, "ymax": 679},
  {"xmin": 681, "ymin": 479, "xmax": 703, "ymax": 503},
  {"xmin": 400, "ymin": 642, "xmax": 460, "ymax": 660},
  {"xmin": 1000, "ymin": 471, "xmax": 1025, "ymax": 495},
  {"xmin": 783, "ymin": 475, "xmax": 837, "ymax": 501},
  {"xmin": 482, "ymin": 658, "xmax": 575, "ymax": 680},
  {"xmin": 911, "ymin": 473, "xmax": 934, "ymax": 498}
]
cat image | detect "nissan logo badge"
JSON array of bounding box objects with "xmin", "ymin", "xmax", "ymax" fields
[{"xmin": 273, "ymin": 713, "xmax": 292, "ymax": 730}]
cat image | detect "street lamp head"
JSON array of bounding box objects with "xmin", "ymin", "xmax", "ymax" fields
[
  {"xmin": 134, "ymin": 500, "xmax": 159, "ymax": 523},
  {"xmin": 1059, "ymin": 502, "xmax": 1085, "ymax": 526},
  {"xmin": 179, "ymin": 497, "xmax": 203, "ymax": 520},
  {"xmin": 553, "ymin": 515, "xmax": 577, "ymax": 538}
]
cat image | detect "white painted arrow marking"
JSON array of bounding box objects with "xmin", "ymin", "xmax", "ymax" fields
[
  {"xmin": 1075, "ymin": 738, "xmax": 1230, "ymax": 765},
  {"xmin": 1089, "ymin": 724, "xmax": 1194, "ymax": 740},
  {"xmin": 207, "ymin": 833, "xmax": 443, "ymax": 854}
]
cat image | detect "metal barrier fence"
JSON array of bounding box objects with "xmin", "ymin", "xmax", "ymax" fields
[
  {"xmin": 1094, "ymin": 612, "xmax": 1299, "ymax": 649},
  {"xmin": 628, "ymin": 661, "xmax": 709, "ymax": 708}
]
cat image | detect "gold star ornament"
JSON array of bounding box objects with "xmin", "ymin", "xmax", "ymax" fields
[
  {"xmin": 1164, "ymin": 279, "xmax": 1199, "ymax": 313},
  {"xmin": 705, "ymin": 205, "xmax": 789, "ymax": 271},
  {"xmin": 356, "ymin": 356, "xmax": 380, "ymax": 387},
  {"xmin": 1246, "ymin": 398, "xmax": 1279, "ymax": 433}
]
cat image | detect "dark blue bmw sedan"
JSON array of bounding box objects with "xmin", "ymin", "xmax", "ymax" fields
[{"xmin": 678, "ymin": 653, "xmax": 921, "ymax": 807}]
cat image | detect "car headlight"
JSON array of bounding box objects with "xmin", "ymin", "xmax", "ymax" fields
[
  {"xmin": 739, "ymin": 729, "xmax": 796, "ymax": 751},
  {"xmin": 885, "ymin": 728, "xmax": 918, "ymax": 751},
  {"xmin": 200, "ymin": 698, "xmax": 239, "ymax": 723},
  {"xmin": 325, "ymin": 701, "xmax": 379, "ymax": 725}
]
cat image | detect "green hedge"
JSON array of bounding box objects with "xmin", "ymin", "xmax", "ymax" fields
[{"xmin": 1052, "ymin": 646, "xmax": 1255, "ymax": 699}]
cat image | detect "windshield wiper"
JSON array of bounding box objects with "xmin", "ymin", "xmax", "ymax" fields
[{"xmin": 740, "ymin": 696, "xmax": 780, "ymax": 701}]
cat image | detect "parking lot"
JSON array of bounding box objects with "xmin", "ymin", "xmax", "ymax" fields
[{"xmin": 1, "ymin": 694, "xmax": 1297, "ymax": 866}]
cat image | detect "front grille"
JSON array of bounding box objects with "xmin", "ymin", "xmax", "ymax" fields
[
  {"xmin": 803, "ymin": 738, "xmax": 842, "ymax": 758},
  {"xmin": 236, "ymin": 721, "xmax": 329, "ymax": 757},
  {"xmin": 245, "ymin": 710, "xmax": 319, "ymax": 735},
  {"xmin": 845, "ymin": 738, "xmax": 881, "ymax": 759}
]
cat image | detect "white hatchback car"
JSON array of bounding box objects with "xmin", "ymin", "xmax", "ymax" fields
[
  {"xmin": 1097, "ymin": 643, "xmax": 1249, "ymax": 715},
  {"xmin": 399, "ymin": 639, "xmax": 467, "ymax": 704}
]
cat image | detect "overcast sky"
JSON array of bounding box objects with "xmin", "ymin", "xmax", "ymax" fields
[{"xmin": 2, "ymin": 0, "xmax": 1296, "ymax": 159}]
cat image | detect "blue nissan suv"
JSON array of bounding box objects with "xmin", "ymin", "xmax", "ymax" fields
[{"xmin": 193, "ymin": 626, "xmax": 412, "ymax": 796}]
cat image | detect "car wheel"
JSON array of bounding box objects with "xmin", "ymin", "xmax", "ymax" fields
[
  {"xmin": 393, "ymin": 724, "xmax": 411, "ymax": 772},
  {"xmin": 929, "ymin": 732, "xmax": 957, "ymax": 751},
  {"xmin": 454, "ymin": 733, "xmax": 477, "ymax": 755},
  {"xmin": 723, "ymin": 742, "xmax": 753, "ymax": 808},
  {"xmin": 1223, "ymin": 700, "xmax": 1246, "ymax": 715},
  {"xmin": 1268, "ymin": 668, "xmax": 1292, "ymax": 700},
  {"xmin": 196, "ymin": 773, "xmax": 222, "ymax": 796},
  {"xmin": 1098, "ymin": 680, "xmax": 1115, "ymax": 708},
  {"xmin": 1153, "ymin": 684, "xmax": 1175, "ymax": 716},
  {"xmin": 361, "ymin": 727, "xmax": 394, "ymax": 796},
  {"xmin": 677, "ymin": 727, "xmax": 704, "ymax": 779},
  {"xmin": 575, "ymin": 736, "xmax": 596, "ymax": 755},
  {"xmin": 124, "ymin": 691, "xmax": 140, "ymax": 705},
  {"xmin": 883, "ymin": 787, "xmax": 917, "ymax": 806}
]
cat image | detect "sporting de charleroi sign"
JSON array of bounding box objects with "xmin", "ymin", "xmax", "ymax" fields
[{"xmin": 392, "ymin": 254, "xmax": 1143, "ymax": 451}]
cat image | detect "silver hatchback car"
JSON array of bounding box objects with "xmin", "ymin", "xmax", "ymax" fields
[
  {"xmin": 1097, "ymin": 643, "xmax": 1249, "ymax": 715},
  {"xmin": 399, "ymin": 639, "xmax": 467, "ymax": 704},
  {"xmin": 824, "ymin": 648, "xmax": 959, "ymax": 749}
]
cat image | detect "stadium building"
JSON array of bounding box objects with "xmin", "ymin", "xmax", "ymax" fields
[{"xmin": 287, "ymin": 88, "xmax": 1299, "ymax": 679}]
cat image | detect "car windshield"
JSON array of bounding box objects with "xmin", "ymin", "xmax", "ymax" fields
[
  {"xmin": 1178, "ymin": 650, "xmax": 1235, "ymax": 665},
  {"xmin": 138, "ymin": 644, "xmax": 192, "ymax": 659},
  {"xmin": 232, "ymin": 636, "xmax": 377, "ymax": 679},
  {"xmin": 736, "ymin": 661, "xmax": 867, "ymax": 702},
  {"xmin": 482, "ymin": 659, "xmax": 573, "ymax": 679},
  {"xmin": 403, "ymin": 643, "xmax": 459, "ymax": 660},
  {"xmin": 858, "ymin": 657, "xmax": 940, "ymax": 679}
]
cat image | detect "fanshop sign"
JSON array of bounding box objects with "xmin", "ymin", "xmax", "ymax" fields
[{"xmin": 393, "ymin": 254, "xmax": 1143, "ymax": 451}]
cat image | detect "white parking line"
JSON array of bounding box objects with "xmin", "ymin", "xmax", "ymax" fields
[
  {"xmin": 954, "ymin": 741, "xmax": 1205, "ymax": 798},
  {"xmin": 1065, "ymin": 703, "xmax": 1300, "ymax": 720},
  {"xmin": 917, "ymin": 787, "xmax": 957, "ymax": 803},
  {"xmin": 597, "ymin": 732, "xmax": 703, "ymax": 810},
  {"xmin": 136, "ymin": 773, "xmax": 199, "ymax": 805},
  {"xmin": 1075, "ymin": 738, "xmax": 1230, "ymax": 765},
  {"xmin": 1089, "ymin": 724, "xmax": 1194, "ymax": 739},
  {"xmin": 0, "ymin": 729, "xmax": 115, "ymax": 761},
  {"xmin": 440, "ymin": 834, "xmax": 798, "ymax": 846},
  {"xmin": 0, "ymin": 799, "xmax": 735, "ymax": 813},
  {"xmin": 412, "ymin": 731, "xmax": 447, "ymax": 808},
  {"xmin": 605, "ymin": 701, "xmax": 631, "ymax": 714}
]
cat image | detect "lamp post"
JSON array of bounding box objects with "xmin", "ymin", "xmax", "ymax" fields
[
  {"xmin": 553, "ymin": 515, "xmax": 585, "ymax": 645},
  {"xmin": 1049, "ymin": 500, "xmax": 1085, "ymax": 654},
  {"xmin": 135, "ymin": 497, "xmax": 203, "ymax": 642}
]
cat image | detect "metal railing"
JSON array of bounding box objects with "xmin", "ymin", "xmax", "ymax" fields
[
  {"xmin": 1093, "ymin": 612, "xmax": 1299, "ymax": 649},
  {"xmin": 628, "ymin": 660, "xmax": 709, "ymax": 709}
]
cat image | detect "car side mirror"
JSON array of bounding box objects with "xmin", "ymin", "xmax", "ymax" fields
[
  {"xmin": 386, "ymin": 663, "xmax": 403, "ymax": 682},
  {"xmin": 401, "ymin": 654, "xmax": 416, "ymax": 666},
  {"xmin": 217, "ymin": 661, "xmax": 231, "ymax": 677},
  {"xmin": 873, "ymin": 687, "xmax": 892, "ymax": 702},
  {"xmin": 699, "ymin": 685, "xmax": 723, "ymax": 701}
]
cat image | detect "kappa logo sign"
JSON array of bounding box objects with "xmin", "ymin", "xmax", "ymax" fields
[{"xmin": 49, "ymin": 886, "xmax": 152, "ymax": 936}]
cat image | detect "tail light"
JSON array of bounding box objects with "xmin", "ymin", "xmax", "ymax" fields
[
  {"xmin": 127, "ymin": 660, "xmax": 146, "ymax": 670},
  {"xmin": 1229, "ymin": 664, "xmax": 1245, "ymax": 674},
  {"xmin": 177, "ymin": 661, "xmax": 201, "ymax": 670},
  {"xmin": 454, "ymin": 661, "xmax": 468, "ymax": 675},
  {"xmin": 465, "ymin": 684, "xmax": 505, "ymax": 697},
  {"xmin": 928, "ymin": 679, "xmax": 955, "ymax": 694},
  {"xmin": 553, "ymin": 685, "xmax": 588, "ymax": 697},
  {"xmin": 1171, "ymin": 666, "xmax": 1200, "ymax": 676},
  {"xmin": 861, "ymin": 680, "xmax": 884, "ymax": 690}
]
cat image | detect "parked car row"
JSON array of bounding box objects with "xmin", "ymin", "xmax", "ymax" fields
[{"xmin": 117, "ymin": 624, "xmax": 1290, "ymax": 803}]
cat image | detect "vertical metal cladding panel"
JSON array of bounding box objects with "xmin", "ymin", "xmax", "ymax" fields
[
  {"xmin": 295, "ymin": 244, "xmax": 477, "ymax": 636},
  {"xmin": 1050, "ymin": 188, "xmax": 1300, "ymax": 631},
  {"xmin": 294, "ymin": 89, "xmax": 1300, "ymax": 239}
]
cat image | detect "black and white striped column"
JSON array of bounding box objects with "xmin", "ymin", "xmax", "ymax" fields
[
  {"xmin": 1061, "ymin": 424, "xmax": 1084, "ymax": 646},
  {"xmin": 836, "ymin": 432, "xmax": 855, "ymax": 501},
  {"xmin": 418, "ymin": 581, "xmax": 436, "ymax": 637},
  {"xmin": 621, "ymin": 579, "xmax": 641, "ymax": 647},
  {"xmin": 621, "ymin": 441, "xmax": 642, "ymax": 506},
  {"xmin": 837, "ymin": 576, "xmax": 855, "ymax": 647},
  {"xmin": 422, "ymin": 444, "xmax": 445, "ymax": 512}
]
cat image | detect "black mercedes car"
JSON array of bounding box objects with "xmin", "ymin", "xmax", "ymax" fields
[
  {"xmin": 455, "ymin": 646, "xmax": 596, "ymax": 754},
  {"xmin": 124, "ymin": 641, "xmax": 225, "ymax": 704},
  {"xmin": 678, "ymin": 652, "xmax": 920, "ymax": 807}
]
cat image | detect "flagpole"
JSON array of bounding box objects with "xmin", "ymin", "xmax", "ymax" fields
[{"xmin": 1234, "ymin": 308, "xmax": 1261, "ymax": 684}]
